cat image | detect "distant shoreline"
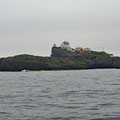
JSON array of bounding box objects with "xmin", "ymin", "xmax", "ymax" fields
[
  {"xmin": 0, "ymin": 68, "xmax": 120, "ymax": 72},
  {"xmin": 0, "ymin": 47, "xmax": 120, "ymax": 71}
]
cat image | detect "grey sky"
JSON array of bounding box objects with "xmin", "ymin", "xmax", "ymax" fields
[{"xmin": 0, "ymin": 0, "xmax": 120, "ymax": 57}]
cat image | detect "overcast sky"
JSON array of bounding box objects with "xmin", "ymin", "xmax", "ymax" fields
[{"xmin": 0, "ymin": 0, "xmax": 120, "ymax": 57}]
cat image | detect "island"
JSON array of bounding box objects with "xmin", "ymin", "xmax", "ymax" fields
[{"xmin": 0, "ymin": 41, "xmax": 120, "ymax": 71}]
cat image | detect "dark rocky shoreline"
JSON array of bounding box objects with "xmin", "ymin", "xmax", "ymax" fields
[{"xmin": 0, "ymin": 47, "xmax": 120, "ymax": 71}]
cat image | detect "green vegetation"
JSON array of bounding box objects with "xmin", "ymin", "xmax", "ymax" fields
[{"xmin": 0, "ymin": 48, "xmax": 120, "ymax": 71}]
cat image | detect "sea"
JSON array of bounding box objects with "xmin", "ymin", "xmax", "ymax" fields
[{"xmin": 0, "ymin": 69, "xmax": 120, "ymax": 120}]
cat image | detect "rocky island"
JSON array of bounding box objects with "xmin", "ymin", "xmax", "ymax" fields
[{"xmin": 0, "ymin": 41, "xmax": 120, "ymax": 71}]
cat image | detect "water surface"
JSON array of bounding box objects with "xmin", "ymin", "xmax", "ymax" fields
[{"xmin": 0, "ymin": 69, "xmax": 120, "ymax": 120}]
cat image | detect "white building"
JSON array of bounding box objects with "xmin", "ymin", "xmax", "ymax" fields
[
  {"xmin": 75, "ymin": 47, "xmax": 83, "ymax": 52},
  {"xmin": 67, "ymin": 48, "xmax": 75, "ymax": 52},
  {"xmin": 83, "ymin": 48, "xmax": 91, "ymax": 53}
]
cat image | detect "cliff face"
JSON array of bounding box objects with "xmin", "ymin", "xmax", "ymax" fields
[
  {"xmin": 51, "ymin": 47, "xmax": 81, "ymax": 57},
  {"xmin": 51, "ymin": 47, "xmax": 111, "ymax": 58},
  {"xmin": 0, "ymin": 48, "xmax": 120, "ymax": 71},
  {"xmin": 51, "ymin": 47, "xmax": 120, "ymax": 69}
]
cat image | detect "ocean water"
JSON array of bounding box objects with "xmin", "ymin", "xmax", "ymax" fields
[{"xmin": 0, "ymin": 69, "xmax": 120, "ymax": 120}]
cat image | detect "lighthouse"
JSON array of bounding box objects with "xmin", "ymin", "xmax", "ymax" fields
[{"xmin": 53, "ymin": 44, "xmax": 57, "ymax": 48}]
